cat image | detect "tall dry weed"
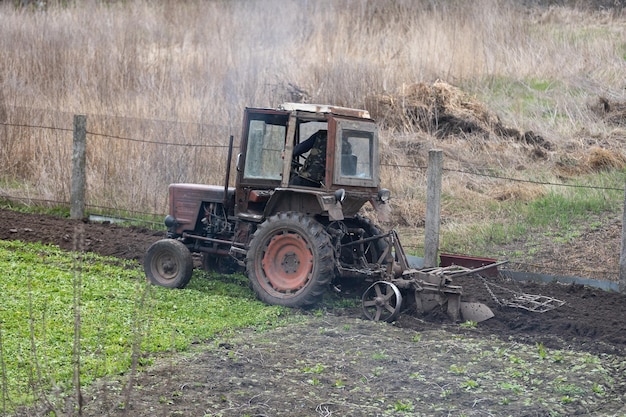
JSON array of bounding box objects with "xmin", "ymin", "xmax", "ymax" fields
[{"xmin": 0, "ymin": 0, "xmax": 624, "ymax": 214}]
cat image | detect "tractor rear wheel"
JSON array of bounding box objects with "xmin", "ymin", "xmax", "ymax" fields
[
  {"xmin": 247, "ymin": 212, "xmax": 334, "ymax": 308},
  {"xmin": 338, "ymin": 215, "xmax": 389, "ymax": 268},
  {"xmin": 144, "ymin": 239, "xmax": 193, "ymax": 288}
]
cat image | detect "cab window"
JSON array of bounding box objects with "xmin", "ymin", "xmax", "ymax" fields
[
  {"xmin": 334, "ymin": 119, "xmax": 378, "ymax": 187},
  {"xmin": 243, "ymin": 119, "xmax": 285, "ymax": 181},
  {"xmin": 340, "ymin": 131, "xmax": 373, "ymax": 179}
]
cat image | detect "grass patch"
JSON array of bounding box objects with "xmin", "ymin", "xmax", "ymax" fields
[
  {"xmin": 440, "ymin": 169, "xmax": 624, "ymax": 256},
  {"xmin": 0, "ymin": 239, "xmax": 283, "ymax": 409},
  {"xmin": 0, "ymin": 197, "xmax": 70, "ymax": 218}
]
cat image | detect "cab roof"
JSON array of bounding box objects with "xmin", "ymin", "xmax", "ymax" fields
[{"xmin": 278, "ymin": 103, "xmax": 371, "ymax": 119}]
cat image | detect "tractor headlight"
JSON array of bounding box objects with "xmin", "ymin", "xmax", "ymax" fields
[
  {"xmin": 334, "ymin": 188, "xmax": 346, "ymax": 203},
  {"xmin": 377, "ymin": 188, "xmax": 391, "ymax": 203},
  {"xmin": 164, "ymin": 215, "xmax": 176, "ymax": 228}
]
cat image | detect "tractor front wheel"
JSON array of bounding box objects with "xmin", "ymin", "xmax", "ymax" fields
[
  {"xmin": 247, "ymin": 212, "xmax": 335, "ymax": 308},
  {"xmin": 144, "ymin": 239, "xmax": 193, "ymax": 288}
]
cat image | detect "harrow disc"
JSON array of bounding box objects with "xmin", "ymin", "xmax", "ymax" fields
[{"xmin": 361, "ymin": 281, "xmax": 403, "ymax": 322}]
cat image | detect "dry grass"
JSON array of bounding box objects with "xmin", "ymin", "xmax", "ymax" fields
[{"xmin": 0, "ymin": 0, "xmax": 625, "ymax": 224}]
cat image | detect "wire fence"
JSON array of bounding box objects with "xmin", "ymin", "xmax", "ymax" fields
[{"xmin": 0, "ymin": 107, "xmax": 624, "ymax": 281}]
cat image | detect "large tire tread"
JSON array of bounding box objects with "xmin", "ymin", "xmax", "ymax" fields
[
  {"xmin": 246, "ymin": 212, "xmax": 334, "ymax": 308},
  {"xmin": 339, "ymin": 215, "xmax": 388, "ymax": 268}
]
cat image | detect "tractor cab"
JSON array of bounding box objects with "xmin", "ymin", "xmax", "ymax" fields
[{"xmin": 235, "ymin": 103, "xmax": 388, "ymax": 223}]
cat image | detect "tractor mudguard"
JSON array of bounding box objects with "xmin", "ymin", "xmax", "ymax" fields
[{"xmin": 263, "ymin": 188, "xmax": 344, "ymax": 221}]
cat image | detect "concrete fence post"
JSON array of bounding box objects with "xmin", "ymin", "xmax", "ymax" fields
[
  {"xmin": 70, "ymin": 115, "xmax": 87, "ymax": 220},
  {"xmin": 619, "ymin": 184, "xmax": 626, "ymax": 294},
  {"xmin": 424, "ymin": 149, "xmax": 443, "ymax": 268}
]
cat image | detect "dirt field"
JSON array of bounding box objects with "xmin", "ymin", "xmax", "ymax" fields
[{"xmin": 2, "ymin": 208, "xmax": 626, "ymax": 416}]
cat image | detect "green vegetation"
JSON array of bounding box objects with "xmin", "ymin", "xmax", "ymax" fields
[
  {"xmin": 440, "ymin": 169, "xmax": 625, "ymax": 257},
  {"xmin": 0, "ymin": 197, "xmax": 70, "ymax": 218},
  {"xmin": 0, "ymin": 240, "xmax": 283, "ymax": 409},
  {"xmin": 459, "ymin": 320, "xmax": 478, "ymax": 329}
]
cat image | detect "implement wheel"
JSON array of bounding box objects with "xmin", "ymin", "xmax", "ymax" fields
[
  {"xmin": 247, "ymin": 212, "xmax": 334, "ymax": 308},
  {"xmin": 362, "ymin": 281, "xmax": 403, "ymax": 322},
  {"xmin": 144, "ymin": 239, "xmax": 193, "ymax": 288}
]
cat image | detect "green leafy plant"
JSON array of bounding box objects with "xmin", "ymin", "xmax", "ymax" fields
[
  {"xmin": 301, "ymin": 363, "xmax": 325, "ymax": 374},
  {"xmin": 537, "ymin": 342, "xmax": 547, "ymax": 360},
  {"xmin": 449, "ymin": 364, "xmax": 467, "ymax": 375},
  {"xmin": 440, "ymin": 388, "xmax": 453, "ymax": 398},
  {"xmin": 0, "ymin": 240, "xmax": 283, "ymax": 409},
  {"xmin": 372, "ymin": 351, "xmax": 389, "ymax": 360},
  {"xmin": 409, "ymin": 372, "xmax": 425, "ymax": 381},
  {"xmin": 460, "ymin": 320, "xmax": 478, "ymax": 329},
  {"xmin": 392, "ymin": 400, "xmax": 414, "ymax": 412},
  {"xmin": 308, "ymin": 377, "xmax": 321, "ymax": 386},
  {"xmin": 332, "ymin": 380, "xmax": 346, "ymax": 388},
  {"xmin": 460, "ymin": 379, "xmax": 480, "ymax": 390},
  {"xmin": 592, "ymin": 383, "xmax": 605, "ymax": 396}
]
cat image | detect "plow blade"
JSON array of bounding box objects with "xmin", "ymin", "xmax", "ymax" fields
[
  {"xmin": 414, "ymin": 292, "xmax": 494, "ymax": 323},
  {"xmin": 460, "ymin": 302, "xmax": 494, "ymax": 322}
]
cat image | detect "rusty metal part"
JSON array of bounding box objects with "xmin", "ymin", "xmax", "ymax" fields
[
  {"xmin": 361, "ymin": 281, "xmax": 403, "ymax": 322},
  {"xmin": 261, "ymin": 231, "xmax": 313, "ymax": 292},
  {"xmin": 460, "ymin": 302, "xmax": 495, "ymax": 322},
  {"xmin": 478, "ymin": 275, "xmax": 565, "ymax": 313},
  {"xmin": 439, "ymin": 253, "xmax": 500, "ymax": 277},
  {"xmin": 503, "ymin": 294, "xmax": 565, "ymax": 312},
  {"xmin": 409, "ymin": 265, "xmax": 496, "ymax": 322},
  {"xmin": 354, "ymin": 234, "xmax": 499, "ymax": 323}
]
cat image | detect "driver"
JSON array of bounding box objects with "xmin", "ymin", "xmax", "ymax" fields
[{"xmin": 291, "ymin": 130, "xmax": 327, "ymax": 187}]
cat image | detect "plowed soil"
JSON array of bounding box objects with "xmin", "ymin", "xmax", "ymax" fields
[{"xmin": 2, "ymin": 208, "xmax": 626, "ymax": 416}]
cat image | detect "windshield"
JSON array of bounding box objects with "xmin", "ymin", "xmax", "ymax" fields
[{"xmin": 243, "ymin": 119, "xmax": 286, "ymax": 181}]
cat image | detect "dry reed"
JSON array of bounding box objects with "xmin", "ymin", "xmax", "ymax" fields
[{"xmin": 0, "ymin": 0, "xmax": 624, "ymax": 219}]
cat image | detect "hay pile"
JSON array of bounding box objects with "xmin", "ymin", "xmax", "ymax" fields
[
  {"xmin": 555, "ymin": 145, "xmax": 626, "ymax": 176},
  {"xmin": 366, "ymin": 81, "xmax": 553, "ymax": 150}
]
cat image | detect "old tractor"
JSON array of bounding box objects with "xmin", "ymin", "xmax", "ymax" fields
[{"xmin": 144, "ymin": 103, "xmax": 493, "ymax": 323}]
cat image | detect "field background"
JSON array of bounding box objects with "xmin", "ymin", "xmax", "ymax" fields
[
  {"xmin": 0, "ymin": 0, "xmax": 625, "ymax": 276},
  {"xmin": 1, "ymin": 2, "xmax": 626, "ymax": 415}
]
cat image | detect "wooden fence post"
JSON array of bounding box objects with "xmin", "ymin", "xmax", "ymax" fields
[
  {"xmin": 70, "ymin": 115, "xmax": 86, "ymax": 220},
  {"xmin": 619, "ymin": 183, "xmax": 626, "ymax": 294},
  {"xmin": 424, "ymin": 149, "xmax": 443, "ymax": 268}
]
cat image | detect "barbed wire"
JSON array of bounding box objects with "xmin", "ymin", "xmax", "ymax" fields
[
  {"xmin": 444, "ymin": 167, "xmax": 626, "ymax": 192},
  {"xmin": 381, "ymin": 163, "xmax": 625, "ymax": 192},
  {"xmin": 0, "ymin": 194, "xmax": 162, "ymax": 225},
  {"xmin": 0, "ymin": 122, "xmax": 73, "ymax": 132},
  {"xmin": 0, "ymin": 121, "xmax": 234, "ymax": 148},
  {"xmin": 381, "ymin": 163, "xmax": 427, "ymax": 170},
  {"xmin": 0, "ymin": 194, "xmax": 69, "ymax": 207},
  {"xmin": 84, "ymin": 203, "xmax": 162, "ymax": 220},
  {"xmin": 1, "ymin": 118, "xmax": 625, "ymax": 279},
  {"xmin": 3, "ymin": 120, "xmax": 624, "ymax": 192},
  {"xmin": 86, "ymin": 130, "xmax": 233, "ymax": 148}
]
